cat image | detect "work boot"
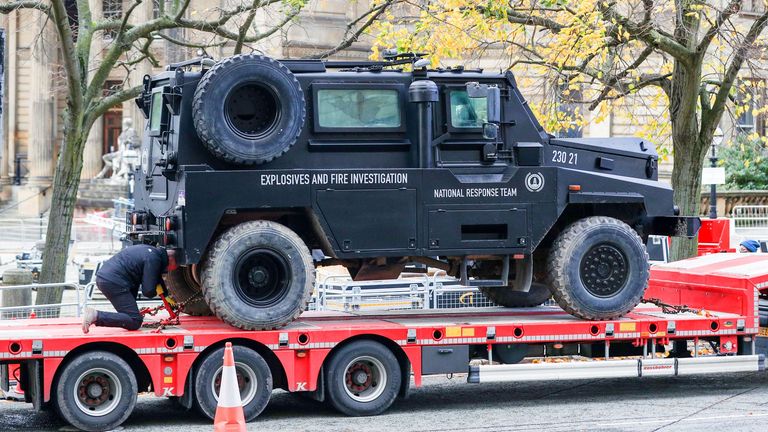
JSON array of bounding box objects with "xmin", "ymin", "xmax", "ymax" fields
[{"xmin": 82, "ymin": 307, "xmax": 98, "ymax": 334}]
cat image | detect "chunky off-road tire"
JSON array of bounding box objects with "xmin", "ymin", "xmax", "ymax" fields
[
  {"xmin": 201, "ymin": 221, "xmax": 315, "ymax": 330},
  {"xmin": 165, "ymin": 266, "xmax": 212, "ymax": 316},
  {"xmin": 54, "ymin": 351, "xmax": 138, "ymax": 432},
  {"xmin": 192, "ymin": 54, "xmax": 305, "ymax": 164},
  {"xmin": 479, "ymin": 282, "xmax": 552, "ymax": 308},
  {"xmin": 325, "ymin": 340, "xmax": 401, "ymax": 417},
  {"xmin": 194, "ymin": 345, "xmax": 272, "ymax": 421},
  {"xmin": 547, "ymin": 216, "xmax": 649, "ymax": 320}
]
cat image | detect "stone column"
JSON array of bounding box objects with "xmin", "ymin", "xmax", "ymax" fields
[
  {"xmin": 18, "ymin": 11, "xmax": 55, "ymax": 216},
  {"xmin": 81, "ymin": 118, "xmax": 104, "ymax": 179},
  {"xmin": 0, "ymin": 13, "xmax": 16, "ymax": 201}
]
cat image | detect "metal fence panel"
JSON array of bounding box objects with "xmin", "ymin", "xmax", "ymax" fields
[
  {"xmin": 732, "ymin": 205, "xmax": 768, "ymax": 241},
  {"xmin": 0, "ymin": 282, "xmax": 82, "ymax": 319}
]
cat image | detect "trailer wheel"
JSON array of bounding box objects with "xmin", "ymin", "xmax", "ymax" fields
[
  {"xmin": 479, "ymin": 282, "xmax": 551, "ymax": 308},
  {"xmin": 165, "ymin": 266, "xmax": 212, "ymax": 316},
  {"xmin": 194, "ymin": 345, "xmax": 272, "ymax": 421},
  {"xmin": 547, "ymin": 216, "xmax": 649, "ymax": 320},
  {"xmin": 325, "ymin": 340, "xmax": 401, "ymax": 416},
  {"xmin": 192, "ymin": 54, "xmax": 305, "ymax": 164},
  {"xmin": 201, "ymin": 221, "xmax": 314, "ymax": 330},
  {"xmin": 53, "ymin": 351, "xmax": 137, "ymax": 432}
]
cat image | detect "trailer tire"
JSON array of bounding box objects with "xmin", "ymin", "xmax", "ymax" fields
[
  {"xmin": 54, "ymin": 351, "xmax": 137, "ymax": 432},
  {"xmin": 192, "ymin": 54, "xmax": 305, "ymax": 165},
  {"xmin": 165, "ymin": 266, "xmax": 212, "ymax": 316},
  {"xmin": 201, "ymin": 221, "xmax": 314, "ymax": 330},
  {"xmin": 194, "ymin": 345, "xmax": 272, "ymax": 421},
  {"xmin": 479, "ymin": 282, "xmax": 551, "ymax": 308},
  {"xmin": 547, "ymin": 216, "xmax": 649, "ymax": 320},
  {"xmin": 325, "ymin": 340, "xmax": 401, "ymax": 416}
]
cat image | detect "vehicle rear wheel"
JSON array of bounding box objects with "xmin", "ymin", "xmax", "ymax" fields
[
  {"xmin": 165, "ymin": 266, "xmax": 212, "ymax": 316},
  {"xmin": 201, "ymin": 221, "xmax": 315, "ymax": 330},
  {"xmin": 547, "ymin": 216, "xmax": 649, "ymax": 320},
  {"xmin": 194, "ymin": 345, "xmax": 272, "ymax": 421},
  {"xmin": 54, "ymin": 351, "xmax": 137, "ymax": 432},
  {"xmin": 192, "ymin": 54, "xmax": 305, "ymax": 164},
  {"xmin": 479, "ymin": 282, "xmax": 552, "ymax": 308},
  {"xmin": 325, "ymin": 340, "xmax": 401, "ymax": 416}
]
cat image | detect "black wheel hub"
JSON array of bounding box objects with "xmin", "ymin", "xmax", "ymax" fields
[
  {"xmin": 579, "ymin": 244, "xmax": 629, "ymax": 297},
  {"xmin": 233, "ymin": 249, "xmax": 291, "ymax": 307},
  {"xmin": 346, "ymin": 363, "xmax": 373, "ymax": 393},
  {"xmin": 225, "ymin": 83, "xmax": 279, "ymax": 138},
  {"xmin": 78, "ymin": 375, "xmax": 111, "ymax": 408}
]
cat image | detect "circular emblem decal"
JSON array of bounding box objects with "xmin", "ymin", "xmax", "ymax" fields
[{"xmin": 525, "ymin": 172, "xmax": 545, "ymax": 192}]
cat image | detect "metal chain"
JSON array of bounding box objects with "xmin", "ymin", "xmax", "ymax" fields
[
  {"xmin": 642, "ymin": 297, "xmax": 712, "ymax": 317},
  {"xmin": 140, "ymin": 291, "xmax": 203, "ymax": 331}
]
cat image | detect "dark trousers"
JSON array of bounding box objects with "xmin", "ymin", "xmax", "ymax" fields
[{"xmin": 94, "ymin": 278, "xmax": 143, "ymax": 330}]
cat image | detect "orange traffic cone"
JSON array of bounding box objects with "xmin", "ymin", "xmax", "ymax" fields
[{"xmin": 213, "ymin": 342, "xmax": 246, "ymax": 432}]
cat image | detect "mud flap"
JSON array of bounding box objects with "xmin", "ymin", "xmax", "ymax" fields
[
  {"xmin": 645, "ymin": 216, "xmax": 701, "ymax": 238},
  {"xmin": 178, "ymin": 363, "xmax": 195, "ymax": 409}
]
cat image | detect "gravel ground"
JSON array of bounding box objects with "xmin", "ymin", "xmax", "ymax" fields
[{"xmin": 2, "ymin": 372, "xmax": 768, "ymax": 431}]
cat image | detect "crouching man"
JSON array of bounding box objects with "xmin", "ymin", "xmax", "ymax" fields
[{"xmin": 82, "ymin": 245, "xmax": 176, "ymax": 333}]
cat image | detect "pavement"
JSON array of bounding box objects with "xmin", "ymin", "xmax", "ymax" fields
[{"xmin": 2, "ymin": 372, "xmax": 768, "ymax": 431}]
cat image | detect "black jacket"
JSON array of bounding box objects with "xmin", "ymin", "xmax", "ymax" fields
[{"xmin": 96, "ymin": 245, "xmax": 168, "ymax": 298}]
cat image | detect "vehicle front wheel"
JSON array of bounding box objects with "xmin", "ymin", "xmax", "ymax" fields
[
  {"xmin": 547, "ymin": 216, "xmax": 649, "ymax": 320},
  {"xmin": 201, "ymin": 221, "xmax": 315, "ymax": 330}
]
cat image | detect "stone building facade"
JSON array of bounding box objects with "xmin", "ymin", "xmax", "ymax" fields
[{"xmin": 0, "ymin": 1, "xmax": 765, "ymax": 216}]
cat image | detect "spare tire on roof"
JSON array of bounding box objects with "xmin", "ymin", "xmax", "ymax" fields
[{"xmin": 192, "ymin": 54, "xmax": 305, "ymax": 165}]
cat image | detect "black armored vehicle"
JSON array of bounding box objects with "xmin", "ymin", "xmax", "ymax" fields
[{"xmin": 127, "ymin": 53, "xmax": 699, "ymax": 330}]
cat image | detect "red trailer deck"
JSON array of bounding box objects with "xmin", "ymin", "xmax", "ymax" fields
[{"xmin": 1, "ymin": 253, "xmax": 767, "ymax": 431}]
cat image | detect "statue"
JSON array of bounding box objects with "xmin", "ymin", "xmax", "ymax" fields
[{"xmin": 94, "ymin": 118, "xmax": 140, "ymax": 181}]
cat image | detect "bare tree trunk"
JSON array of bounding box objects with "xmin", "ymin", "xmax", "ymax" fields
[
  {"xmin": 35, "ymin": 119, "xmax": 86, "ymax": 307},
  {"xmin": 669, "ymin": 142, "xmax": 705, "ymax": 261},
  {"xmin": 667, "ymin": 58, "xmax": 708, "ymax": 262}
]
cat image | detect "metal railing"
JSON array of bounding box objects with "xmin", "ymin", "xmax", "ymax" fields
[
  {"xmin": 314, "ymin": 273, "xmax": 511, "ymax": 312},
  {"xmin": 0, "ymin": 217, "xmax": 124, "ymax": 255},
  {"xmin": 732, "ymin": 205, "xmax": 768, "ymax": 241},
  {"xmin": 0, "ymin": 282, "xmax": 83, "ymax": 319}
]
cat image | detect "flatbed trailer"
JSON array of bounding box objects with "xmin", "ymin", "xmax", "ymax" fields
[{"xmin": 1, "ymin": 254, "xmax": 767, "ymax": 431}]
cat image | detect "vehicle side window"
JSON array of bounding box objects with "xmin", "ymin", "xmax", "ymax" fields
[
  {"xmin": 316, "ymin": 89, "xmax": 401, "ymax": 128},
  {"xmin": 149, "ymin": 91, "xmax": 163, "ymax": 133},
  {"xmin": 449, "ymin": 90, "xmax": 487, "ymax": 128}
]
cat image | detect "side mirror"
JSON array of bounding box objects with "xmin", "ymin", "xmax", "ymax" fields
[
  {"xmin": 486, "ymin": 86, "xmax": 500, "ymax": 124},
  {"xmin": 482, "ymin": 123, "xmax": 499, "ymax": 140},
  {"xmin": 465, "ymin": 82, "xmax": 501, "ymax": 124}
]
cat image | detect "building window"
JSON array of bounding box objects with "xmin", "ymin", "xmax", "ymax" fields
[
  {"xmin": 742, "ymin": 0, "xmax": 766, "ymax": 15},
  {"xmin": 103, "ymin": 0, "xmax": 122, "ymax": 39},
  {"xmin": 736, "ymin": 80, "xmax": 766, "ymax": 136},
  {"xmin": 449, "ymin": 90, "xmax": 488, "ymax": 128},
  {"xmin": 316, "ymin": 88, "xmax": 401, "ymax": 129}
]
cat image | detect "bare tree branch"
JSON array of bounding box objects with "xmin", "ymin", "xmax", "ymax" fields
[
  {"xmin": 50, "ymin": 0, "xmax": 83, "ymax": 117},
  {"xmin": 697, "ymin": 0, "xmax": 741, "ymax": 53},
  {"xmin": 704, "ymin": 9, "xmax": 768, "ymax": 140},
  {"xmin": 234, "ymin": 0, "xmax": 263, "ymax": 55},
  {"xmin": 0, "ymin": 1, "xmax": 49, "ymax": 14},
  {"xmin": 86, "ymin": 85, "xmax": 143, "ymax": 128},
  {"xmin": 597, "ymin": 1, "xmax": 694, "ymax": 62}
]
